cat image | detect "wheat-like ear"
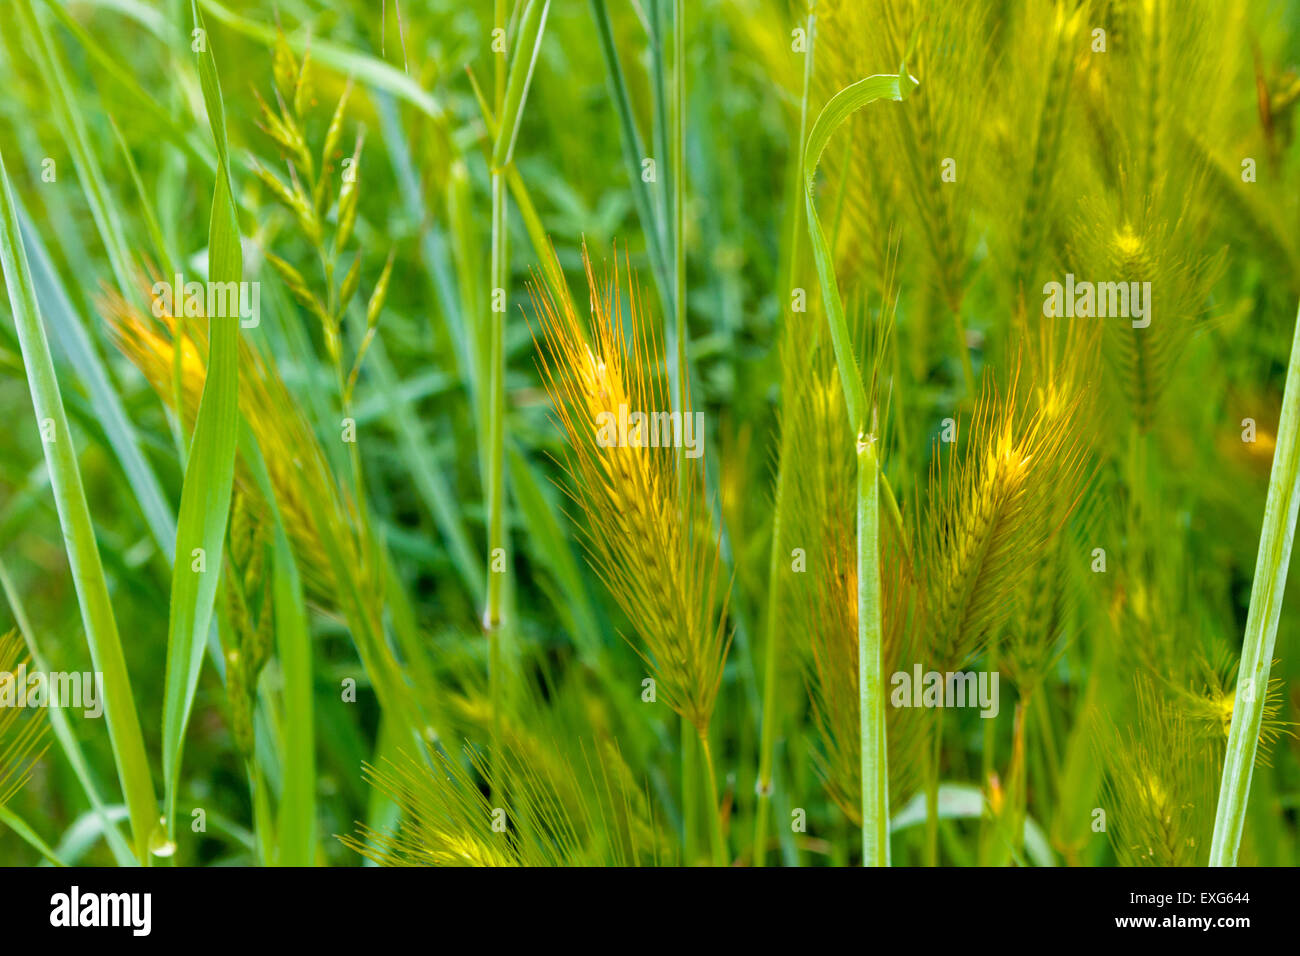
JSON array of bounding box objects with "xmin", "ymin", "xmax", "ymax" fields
[
  {"xmin": 995, "ymin": 1, "xmax": 1087, "ymax": 311},
  {"xmin": 1065, "ymin": 190, "xmax": 1224, "ymax": 433},
  {"xmin": 805, "ymin": 509, "xmax": 925, "ymax": 821},
  {"xmin": 0, "ymin": 630, "xmax": 49, "ymax": 808},
  {"xmin": 1170, "ymin": 651, "xmax": 1296, "ymax": 768},
  {"xmin": 1001, "ymin": 318, "xmax": 1100, "ymax": 690},
  {"xmin": 441, "ymin": 677, "xmax": 669, "ymax": 865},
  {"xmin": 1097, "ymin": 676, "xmax": 1217, "ymax": 867},
  {"xmin": 102, "ymin": 281, "xmax": 341, "ymax": 610},
  {"xmin": 343, "ymin": 738, "xmax": 650, "ymax": 867},
  {"xmin": 921, "ymin": 359, "xmax": 1090, "ymax": 671},
  {"xmin": 343, "ymin": 748, "xmax": 519, "ymax": 867},
  {"xmin": 530, "ymin": 243, "xmax": 731, "ymax": 734}
]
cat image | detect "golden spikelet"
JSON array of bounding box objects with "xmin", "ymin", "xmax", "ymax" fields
[
  {"xmin": 344, "ymin": 738, "xmax": 655, "ymax": 867},
  {"xmin": 101, "ymin": 281, "xmax": 343, "ymax": 612},
  {"xmin": 529, "ymin": 244, "xmax": 731, "ymax": 734},
  {"xmin": 1171, "ymin": 653, "xmax": 1296, "ymax": 767},
  {"xmin": 1098, "ymin": 678, "xmax": 1216, "ymax": 867},
  {"xmin": 1001, "ymin": 319, "xmax": 1100, "ymax": 689},
  {"xmin": 921, "ymin": 360, "xmax": 1090, "ymax": 671},
  {"xmin": 344, "ymin": 750, "xmax": 519, "ymax": 867},
  {"xmin": 0, "ymin": 630, "xmax": 49, "ymax": 808}
]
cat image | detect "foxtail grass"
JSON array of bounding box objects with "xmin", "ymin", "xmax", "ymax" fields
[{"xmin": 530, "ymin": 245, "xmax": 732, "ymax": 863}]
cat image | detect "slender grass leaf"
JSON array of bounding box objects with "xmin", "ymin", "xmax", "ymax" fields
[
  {"xmin": 0, "ymin": 147, "xmax": 157, "ymax": 863},
  {"xmin": 0, "ymin": 805, "xmax": 68, "ymax": 866},
  {"xmin": 16, "ymin": 199, "xmax": 176, "ymax": 559},
  {"xmin": 0, "ymin": 556, "xmax": 136, "ymax": 866},
  {"xmin": 14, "ymin": 0, "xmax": 136, "ymax": 300},
  {"xmin": 492, "ymin": 0, "xmax": 552, "ymax": 169},
  {"xmin": 242, "ymin": 424, "xmax": 316, "ymax": 866},
  {"xmin": 1210, "ymin": 299, "xmax": 1300, "ymax": 865},
  {"xmin": 160, "ymin": 1, "xmax": 242, "ymax": 842},
  {"xmin": 802, "ymin": 65, "xmax": 916, "ymax": 866},
  {"xmin": 803, "ymin": 67, "xmax": 917, "ymax": 432}
]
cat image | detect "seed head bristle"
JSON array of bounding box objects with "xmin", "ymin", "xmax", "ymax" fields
[{"xmin": 530, "ymin": 242, "xmax": 730, "ymax": 734}]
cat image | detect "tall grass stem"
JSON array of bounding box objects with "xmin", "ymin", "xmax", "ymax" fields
[{"xmin": 1209, "ymin": 299, "xmax": 1300, "ymax": 865}]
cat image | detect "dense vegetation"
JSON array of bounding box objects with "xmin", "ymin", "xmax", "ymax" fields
[{"xmin": 0, "ymin": 0, "xmax": 1298, "ymax": 866}]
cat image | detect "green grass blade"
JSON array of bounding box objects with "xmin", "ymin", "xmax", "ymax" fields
[
  {"xmin": 13, "ymin": 0, "xmax": 136, "ymax": 300},
  {"xmin": 364, "ymin": 331, "xmax": 485, "ymax": 607},
  {"xmin": 803, "ymin": 65, "xmax": 915, "ymax": 866},
  {"xmin": 40, "ymin": 0, "xmax": 218, "ymax": 176},
  {"xmin": 53, "ymin": 805, "xmax": 132, "ymax": 865},
  {"xmin": 200, "ymin": 0, "xmax": 446, "ymax": 121},
  {"xmin": 15, "ymin": 200, "xmax": 176, "ymax": 559},
  {"xmin": 491, "ymin": 0, "xmax": 552, "ymax": 170},
  {"xmin": 803, "ymin": 66, "xmax": 917, "ymax": 433},
  {"xmin": 588, "ymin": 0, "xmax": 671, "ymax": 303},
  {"xmin": 1209, "ymin": 299, "xmax": 1300, "ymax": 866},
  {"xmin": 242, "ymin": 426, "xmax": 316, "ymax": 866},
  {"xmin": 160, "ymin": 0, "xmax": 243, "ymax": 842},
  {"xmin": 0, "ymin": 556, "xmax": 136, "ymax": 866},
  {"xmin": 506, "ymin": 446, "xmax": 602, "ymax": 658},
  {"xmin": 857, "ymin": 437, "xmax": 889, "ymax": 865},
  {"xmin": 0, "ymin": 147, "xmax": 157, "ymax": 864},
  {"xmin": 0, "ymin": 805, "xmax": 68, "ymax": 866}
]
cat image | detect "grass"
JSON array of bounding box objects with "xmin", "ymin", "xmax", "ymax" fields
[
  {"xmin": 157, "ymin": 0, "xmax": 244, "ymax": 850},
  {"xmin": 0, "ymin": 0, "xmax": 1298, "ymax": 869},
  {"xmin": 0, "ymin": 147, "xmax": 156, "ymax": 863},
  {"xmin": 1210, "ymin": 299, "xmax": 1300, "ymax": 866}
]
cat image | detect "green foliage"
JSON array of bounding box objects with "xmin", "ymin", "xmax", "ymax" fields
[{"xmin": 0, "ymin": 0, "xmax": 1296, "ymax": 869}]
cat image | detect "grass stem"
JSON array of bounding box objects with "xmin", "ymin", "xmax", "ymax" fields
[
  {"xmin": 1209, "ymin": 299, "xmax": 1300, "ymax": 866},
  {"xmin": 924, "ymin": 703, "xmax": 945, "ymax": 866},
  {"xmin": 754, "ymin": 3, "xmax": 817, "ymax": 869},
  {"xmin": 681, "ymin": 717, "xmax": 699, "ymax": 864},
  {"xmin": 858, "ymin": 437, "xmax": 889, "ymax": 866},
  {"xmin": 699, "ymin": 731, "xmax": 727, "ymax": 866}
]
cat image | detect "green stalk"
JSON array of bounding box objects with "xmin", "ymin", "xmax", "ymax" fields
[
  {"xmin": 951, "ymin": 303, "xmax": 977, "ymax": 405},
  {"xmin": 978, "ymin": 640, "xmax": 998, "ymax": 854},
  {"xmin": 158, "ymin": 1, "xmax": 244, "ymax": 847},
  {"xmin": 671, "ymin": 0, "xmax": 688, "ymax": 490},
  {"xmin": 681, "ymin": 717, "xmax": 699, "ymax": 864},
  {"xmin": 12, "ymin": 0, "xmax": 135, "ymax": 300},
  {"xmin": 1034, "ymin": 687, "xmax": 1061, "ymax": 785},
  {"xmin": 0, "ymin": 149, "xmax": 157, "ymax": 863},
  {"xmin": 242, "ymin": 427, "xmax": 315, "ymax": 866},
  {"xmin": 494, "ymin": 0, "xmax": 506, "ymax": 113},
  {"xmin": 485, "ymin": 162, "xmax": 506, "ymax": 811},
  {"xmin": 802, "ymin": 65, "xmax": 916, "ymax": 866},
  {"xmin": 924, "ymin": 704, "xmax": 945, "ymax": 866},
  {"xmin": 1209, "ymin": 299, "xmax": 1300, "ymax": 866},
  {"xmin": 858, "ymin": 436, "xmax": 889, "ymax": 866},
  {"xmin": 485, "ymin": 167, "xmax": 507, "ymax": 636},
  {"xmin": 484, "ymin": 0, "xmax": 549, "ymax": 633},
  {"xmin": 588, "ymin": 0, "xmax": 671, "ymax": 311},
  {"xmin": 483, "ymin": 0, "xmax": 549, "ymax": 814},
  {"xmin": 754, "ymin": 4, "xmax": 817, "ymax": 867},
  {"xmin": 699, "ymin": 731, "xmax": 727, "ymax": 866},
  {"xmin": 648, "ymin": 0, "xmax": 673, "ymax": 280}
]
